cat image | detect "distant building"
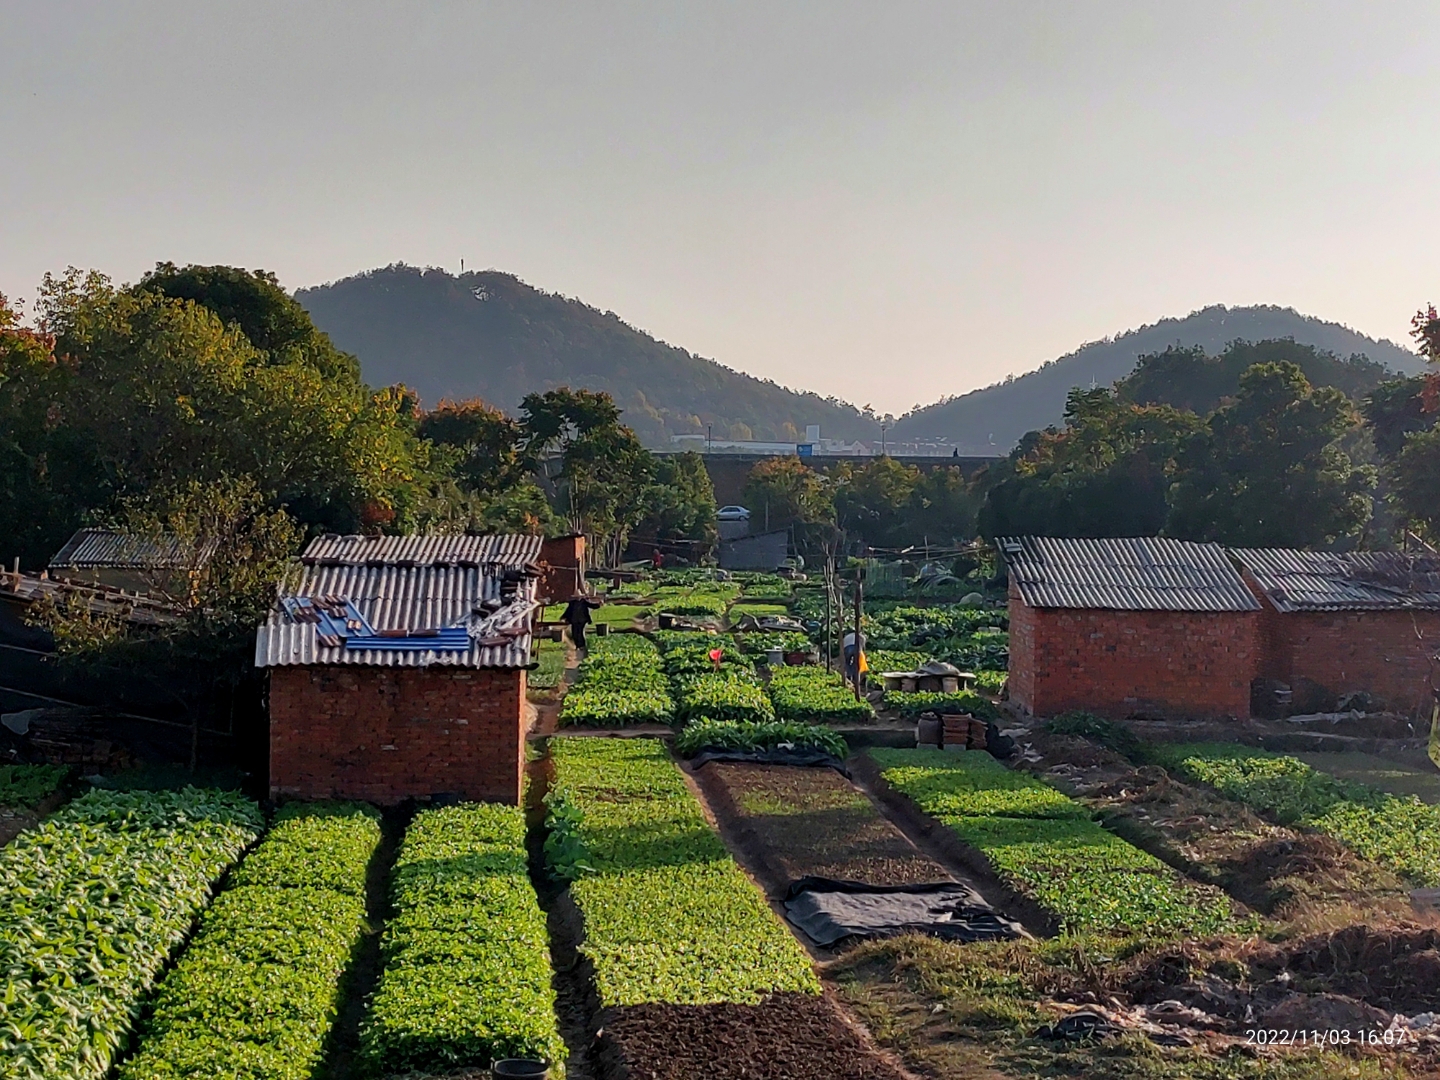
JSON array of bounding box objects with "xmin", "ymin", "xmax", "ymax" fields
[
  {"xmin": 48, "ymin": 528, "xmax": 214, "ymax": 595},
  {"xmin": 256, "ymin": 533, "xmax": 543, "ymax": 806},
  {"xmin": 1001, "ymin": 536, "xmax": 1261, "ymax": 721},
  {"xmin": 1233, "ymin": 548, "xmax": 1440, "ymax": 714}
]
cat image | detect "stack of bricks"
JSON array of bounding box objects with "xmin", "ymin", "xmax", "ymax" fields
[
  {"xmin": 268, "ymin": 665, "xmax": 527, "ymax": 805},
  {"xmin": 942, "ymin": 713, "xmax": 971, "ymax": 751}
]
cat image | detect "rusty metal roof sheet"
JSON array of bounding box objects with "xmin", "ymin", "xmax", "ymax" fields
[
  {"xmin": 49, "ymin": 528, "xmax": 215, "ymax": 570},
  {"xmin": 997, "ymin": 536, "xmax": 1260, "ymax": 613},
  {"xmin": 300, "ymin": 533, "xmax": 542, "ymax": 567},
  {"xmin": 1231, "ymin": 548, "xmax": 1440, "ymax": 612},
  {"xmin": 255, "ymin": 558, "xmax": 537, "ymax": 669}
]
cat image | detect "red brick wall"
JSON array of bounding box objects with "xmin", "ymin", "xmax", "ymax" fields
[
  {"xmin": 1262, "ymin": 606, "xmax": 1440, "ymax": 715},
  {"xmin": 1007, "ymin": 587, "xmax": 1257, "ymax": 720},
  {"xmin": 539, "ymin": 535, "xmax": 585, "ymax": 602},
  {"xmin": 269, "ymin": 665, "xmax": 527, "ymax": 805}
]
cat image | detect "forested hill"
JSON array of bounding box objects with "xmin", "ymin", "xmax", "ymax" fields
[
  {"xmin": 297, "ymin": 265, "xmax": 874, "ymax": 446},
  {"xmin": 889, "ymin": 305, "xmax": 1423, "ymax": 452}
]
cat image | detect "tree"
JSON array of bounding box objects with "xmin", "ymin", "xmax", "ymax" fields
[
  {"xmin": 418, "ymin": 398, "xmax": 526, "ymax": 494},
  {"xmin": 138, "ymin": 262, "xmax": 361, "ymax": 381},
  {"xmin": 32, "ymin": 477, "xmax": 300, "ymax": 763},
  {"xmin": 632, "ymin": 451, "xmax": 718, "ymax": 558},
  {"xmin": 832, "ymin": 457, "xmax": 921, "ymax": 550},
  {"xmin": 1167, "ymin": 362, "xmax": 1374, "ymax": 547},
  {"xmin": 1375, "ymin": 306, "xmax": 1440, "ymax": 537},
  {"xmin": 906, "ymin": 466, "xmax": 980, "ymax": 547},
  {"xmin": 743, "ymin": 456, "xmax": 833, "ymax": 533},
  {"xmin": 519, "ymin": 387, "xmax": 656, "ymax": 563},
  {"xmin": 0, "ymin": 269, "xmax": 445, "ymax": 564},
  {"xmin": 976, "ymin": 388, "xmax": 1200, "ymax": 539}
]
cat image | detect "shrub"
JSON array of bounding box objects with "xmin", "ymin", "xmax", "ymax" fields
[
  {"xmin": 767, "ymin": 666, "xmax": 874, "ymax": 723},
  {"xmin": 675, "ymin": 718, "xmax": 848, "ymax": 759},
  {"xmin": 0, "ymin": 788, "xmax": 262, "ymax": 1080},
  {"xmin": 118, "ymin": 802, "xmax": 381, "ymax": 1080},
  {"xmin": 361, "ymin": 804, "xmax": 564, "ymax": 1073},
  {"xmin": 870, "ymin": 749, "xmax": 1233, "ymax": 936},
  {"xmin": 0, "ymin": 763, "xmax": 69, "ymax": 808},
  {"xmin": 547, "ymin": 738, "xmax": 819, "ymax": 1005}
]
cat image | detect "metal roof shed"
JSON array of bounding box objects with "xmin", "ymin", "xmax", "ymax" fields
[{"xmin": 999, "ymin": 536, "xmax": 1260, "ymax": 721}]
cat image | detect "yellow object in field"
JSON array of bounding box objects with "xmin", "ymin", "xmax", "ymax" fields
[{"xmin": 1429, "ymin": 702, "xmax": 1440, "ymax": 772}]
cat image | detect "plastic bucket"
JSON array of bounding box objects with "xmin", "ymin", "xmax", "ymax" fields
[{"xmin": 493, "ymin": 1061, "xmax": 549, "ymax": 1080}]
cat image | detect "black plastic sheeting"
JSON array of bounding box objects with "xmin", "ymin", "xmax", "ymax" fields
[
  {"xmin": 688, "ymin": 748, "xmax": 846, "ymax": 770},
  {"xmin": 783, "ymin": 876, "xmax": 1025, "ymax": 946}
]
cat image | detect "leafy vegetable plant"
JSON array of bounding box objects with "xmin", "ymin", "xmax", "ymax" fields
[
  {"xmin": 881, "ymin": 690, "xmax": 999, "ymax": 719},
  {"xmin": 558, "ymin": 634, "xmax": 674, "ymax": 726},
  {"xmin": 361, "ymin": 804, "xmax": 564, "ymax": 1072},
  {"xmin": 0, "ymin": 788, "xmax": 262, "ymax": 1080},
  {"xmin": 767, "ymin": 666, "xmax": 874, "ymax": 723},
  {"xmin": 546, "ymin": 737, "xmax": 820, "ymax": 1005},
  {"xmin": 0, "ymin": 763, "xmax": 69, "ymax": 808},
  {"xmin": 675, "ymin": 718, "xmax": 848, "ymax": 759},
  {"xmin": 871, "ymin": 749, "xmax": 1233, "ymax": 936},
  {"xmin": 118, "ymin": 801, "xmax": 381, "ymax": 1080}
]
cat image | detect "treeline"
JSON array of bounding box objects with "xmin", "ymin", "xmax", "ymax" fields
[
  {"xmin": 738, "ymin": 336, "xmax": 1440, "ymax": 559},
  {"xmin": 0, "ymin": 264, "xmax": 715, "ymax": 725}
]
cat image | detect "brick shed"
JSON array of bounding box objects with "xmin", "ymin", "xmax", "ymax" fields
[
  {"xmin": 1001, "ymin": 536, "xmax": 1261, "ymax": 721},
  {"xmin": 1232, "ymin": 548, "xmax": 1440, "ymax": 717},
  {"xmin": 255, "ymin": 533, "xmax": 544, "ymax": 805}
]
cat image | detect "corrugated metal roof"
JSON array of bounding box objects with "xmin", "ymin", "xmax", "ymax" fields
[
  {"xmin": 255, "ymin": 559, "xmax": 537, "ymax": 669},
  {"xmin": 1231, "ymin": 549, "xmax": 1440, "ymax": 612},
  {"xmin": 998, "ymin": 536, "xmax": 1261, "ymax": 612},
  {"xmin": 300, "ymin": 533, "xmax": 543, "ymax": 567},
  {"xmin": 49, "ymin": 528, "xmax": 215, "ymax": 570}
]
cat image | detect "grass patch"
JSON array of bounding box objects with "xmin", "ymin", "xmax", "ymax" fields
[{"xmin": 527, "ymin": 638, "xmax": 567, "ymax": 691}]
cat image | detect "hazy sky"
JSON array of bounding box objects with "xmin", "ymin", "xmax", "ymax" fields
[{"xmin": 3, "ymin": 2, "xmax": 1436, "ymax": 413}]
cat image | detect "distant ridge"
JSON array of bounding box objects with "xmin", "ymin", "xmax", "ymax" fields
[
  {"xmin": 299, "ymin": 269, "xmax": 1422, "ymax": 454},
  {"xmin": 889, "ymin": 305, "xmax": 1422, "ymax": 452},
  {"xmin": 297, "ymin": 265, "xmax": 876, "ymax": 447}
]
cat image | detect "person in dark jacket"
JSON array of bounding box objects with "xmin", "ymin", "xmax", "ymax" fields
[{"xmin": 562, "ymin": 593, "xmax": 602, "ymax": 650}]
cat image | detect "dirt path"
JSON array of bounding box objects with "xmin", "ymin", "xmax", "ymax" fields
[{"xmin": 319, "ymin": 808, "xmax": 406, "ymax": 1080}]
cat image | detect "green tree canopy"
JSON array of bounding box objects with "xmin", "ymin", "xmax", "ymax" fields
[
  {"xmin": 1166, "ymin": 361, "xmax": 1374, "ymax": 547},
  {"xmin": 744, "ymin": 456, "xmax": 834, "ymax": 532},
  {"xmin": 0, "ymin": 269, "xmax": 444, "ymax": 564}
]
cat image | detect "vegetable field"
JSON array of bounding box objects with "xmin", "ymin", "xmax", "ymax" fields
[
  {"xmin": 361, "ymin": 804, "xmax": 564, "ymax": 1072},
  {"xmin": 546, "ymin": 737, "xmax": 820, "ymax": 1005},
  {"xmin": 767, "ymin": 666, "xmax": 873, "ymax": 723},
  {"xmin": 558, "ymin": 634, "xmax": 673, "ymax": 726},
  {"xmin": 1153, "ymin": 743, "xmax": 1440, "ymax": 886},
  {"xmin": 0, "ymin": 788, "xmax": 263, "ymax": 1080},
  {"xmin": 118, "ymin": 801, "xmax": 381, "ymax": 1080},
  {"xmin": 660, "ymin": 634, "xmax": 775, "ymax": 725},
  {"xmin": 675, "ymin": 718, "xmax": 848, "ymax": 759},
  {"xmin": 870, "ymin": 749, "xmax": 1234, "ymax": 935}
]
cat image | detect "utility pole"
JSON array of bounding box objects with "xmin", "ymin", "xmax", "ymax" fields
[
  {"xmin": 823, "ymin": 552, "xmax": 833, "ymax": 673},
  {"xmin": 852, "ymin": 566, "xmax": 864, "ymax": 700},
  {"xmin": 707, "ymin": 424, "xmax": 712, "ymax": 452}
]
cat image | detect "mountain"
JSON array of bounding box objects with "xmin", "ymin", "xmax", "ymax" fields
[
  {"xmin": 889, "ymin": 305, "xmax": 1423, "ymax": 453},
  {"xmin": 297, "ymin": 265, "xmax": 876, "ymax": 447}
]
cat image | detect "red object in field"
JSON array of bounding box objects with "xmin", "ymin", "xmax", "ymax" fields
[{"xmin": 709, "ymin": 647, "xmax": 723, "ymax": 670}]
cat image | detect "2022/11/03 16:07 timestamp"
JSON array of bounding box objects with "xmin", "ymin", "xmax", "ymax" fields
[{"xmin": 1246, "ymin": 1028, "xmax": 1410, "ymax": 1047}]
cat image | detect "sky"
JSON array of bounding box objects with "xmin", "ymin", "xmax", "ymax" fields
[{"xmin": 2, "ymin": 1, "xmax": 1436, "ymax": 415}]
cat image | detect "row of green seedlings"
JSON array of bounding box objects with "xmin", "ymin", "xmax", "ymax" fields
[
  {"xmin": 870, "ymin": 749, "xmax": 1237, "ymax": 936},
  {"xmin": 118, "ymin": 801, "xmax": 381, "ymax": 1080},
  {"xmin": 0, "ymin": 787, "xmax": 262, "ymax": 1080},
  {"xmin": 359, "ymin": 804, "xmax": 564, "ymax": 1072},
  {"xmin": 558, "ymin": 634, "xmax": 674, "ymax": 727},
  {"xmin": 544, "ymin": 737, "xmax": 819, "ymax": 1005},
  {"xmin": 867, "ymin": 649, "xmax": 1006, "ymax": 696},
  {"xmin": 1151, "ymin": 743, "xmax": 1440, "ymax": 887},
  {"xmin": 657, "ymin": 632, "xmax": 774, "ymax": 726}
]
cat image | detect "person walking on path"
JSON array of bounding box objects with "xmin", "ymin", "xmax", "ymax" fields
[{"xmin": 562, "ymin": 593, "xmax": 602, "ymax": 651}]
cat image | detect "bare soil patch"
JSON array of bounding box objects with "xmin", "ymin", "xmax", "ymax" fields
[
  {"xmin": 696, "ymin": 763, "xmax": 949, "ymax": 890},
  {"xmin": 594, "ymin": 993, "xmax": 912, "ymax": 1080}
]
